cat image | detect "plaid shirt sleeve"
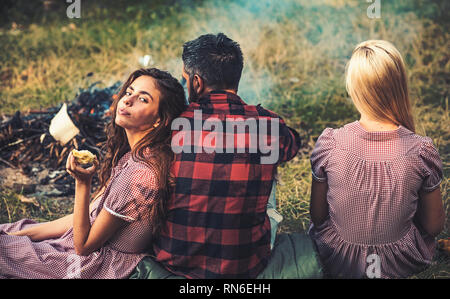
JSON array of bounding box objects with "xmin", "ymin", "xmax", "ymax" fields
[
  {"xmin": 255, "ymin": 105, "xmax": 301, "ymax": 164},
  {"xmin": 277, "ymin": 116, "xmax": 301, "ymax": 163}
]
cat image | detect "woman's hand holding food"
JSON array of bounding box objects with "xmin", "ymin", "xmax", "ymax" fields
[{"xmin": 66, "ymin": 149, "xmax": 99, "ymax": 185}]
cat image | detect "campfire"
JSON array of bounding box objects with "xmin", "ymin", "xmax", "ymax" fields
[{"xmin": 0, "ymin": 81, "xmax": 121, "ymax": 197}]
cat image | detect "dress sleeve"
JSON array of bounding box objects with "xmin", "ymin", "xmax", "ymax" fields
[
  {"xmin": 103, "ymin": 166, "xmax": 159, "ymax": 222},
  {"xmin": 419, "ymin": 138, "xmax": 443, "ymax": 193},
  {"xmin": 310, "ymin": 127, "xmax": 335, "ymax": 182}
]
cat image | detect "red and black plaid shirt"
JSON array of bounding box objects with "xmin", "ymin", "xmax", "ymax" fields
[{"xmin": 153, "ymin": 91, "xmax": 301, "ymax": 278}]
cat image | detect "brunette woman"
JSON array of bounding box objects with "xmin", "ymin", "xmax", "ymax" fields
[{"xmin": 0, "ymin": 68, "xmax": 186, "ymax": 279}]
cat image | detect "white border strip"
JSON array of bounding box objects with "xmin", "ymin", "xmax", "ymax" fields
[{"xmin": 104, "ymin": 206, "xmax": 135, "ymax": 222}]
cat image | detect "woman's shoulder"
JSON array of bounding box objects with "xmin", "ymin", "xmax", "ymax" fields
[
  {"xmin": 407, "ymin": 132, "xmax": 435, "ymax": 146},
  {"xmin": 312, "ymin": 123, "xmax": 355, "ymax": 151},
  {"xmin": 125, "ymin": 157, "xmax": 157, "ymax": 176},
  {"xmin": 398, "ymin": 130, "xmax": 438, "ymax": 155},
  {"xmin": 316, "ymin": 121, "xmax": 356, "ymax": 141},
  {"xmin": 322, "ymin": 121, "xmax": 363, "ymax": 133},
  {"xmin": 414, "ymin": 134, "xmax": 442, "ymax": 163},
  {"xmin": 311, "ymin": 126, "xmax": 338, "ymax": 158},
  {"xmin": 114, "ymin": 155, "xmax": 158, "ymax": 186}
]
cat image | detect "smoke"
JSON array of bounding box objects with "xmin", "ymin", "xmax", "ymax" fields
[
  {"xmin": 173, "ymin": 0, "xmax": 301, "ymax": 105},
  {"xmin": 147, "ymin": 0, "xmax": 425, "ymax": 114}
]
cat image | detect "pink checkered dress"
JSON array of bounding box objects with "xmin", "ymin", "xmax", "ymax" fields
[
  {"xmin": 308, "ymin": 121, "xmax": 443, "ymax": 278},
  {"xmin": 0, "ymin": 151, "xmax": 157, "ymax": 279}
]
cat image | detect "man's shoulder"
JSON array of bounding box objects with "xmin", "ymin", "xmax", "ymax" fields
[
  {"xmin": 182, "ymin": 97, "xmax": 283, "ymax": 120},
  {"xmin": 252, "ymin": 103, "xmax": 282, "ymax": 118}
]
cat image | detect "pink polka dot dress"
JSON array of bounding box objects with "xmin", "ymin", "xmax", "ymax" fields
[
  {"xmin": 0, "ymin": 151, "xmax": 157, "ymax": 279},
  {"xmin": 308, "ymin": 121, "xmax": 443, "ymax": 278}
]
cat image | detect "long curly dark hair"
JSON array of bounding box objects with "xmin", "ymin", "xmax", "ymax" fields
[{"xmin": 95, "ymin": 68, "xmax": 186, "ymax": 237}]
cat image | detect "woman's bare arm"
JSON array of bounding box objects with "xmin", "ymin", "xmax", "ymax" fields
[
  {"xmin": 8, "ymin": 214, "xmax": 74, "ymax": 241},
  {"xmin": 8, "ymin": 189, "xmax": 105, "ymax": 241},
  {"xmin": 416, "ymin": 188, "xmax": 445, "ymax": 237},
  {"xmin": 67, "ymin": 152, "xmax": 126, "ymax": 256},
  {"xmin": 310, "ymin": 180, "xmax": 329, "ymax": 226}
]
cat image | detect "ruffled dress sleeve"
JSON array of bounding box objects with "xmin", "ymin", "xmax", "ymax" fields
[
  {"xmin": 310, "ymin": 127, "xmax": 335, "ymax": 182},
  {"xmin": 419, "ymin": 138, "xmax": 443, "ymax": 193},
  {"xmin": 103, "ymin": 166, "xmax": 159, "ymax": 222}
]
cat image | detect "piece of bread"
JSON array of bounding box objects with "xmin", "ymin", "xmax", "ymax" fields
[{"xmin": 72, "ymin": 149, "xmax": 96, "ymax": 164}]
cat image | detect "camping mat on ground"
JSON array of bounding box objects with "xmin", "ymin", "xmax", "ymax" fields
[{"xmin": 129, "ymin": 232, "xmax": 323, "ymax": 279}]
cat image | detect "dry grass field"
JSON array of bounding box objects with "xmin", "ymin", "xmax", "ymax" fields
[{"xmin": 0, "ymin": 0, "xmax": 448, "ymax": 278}]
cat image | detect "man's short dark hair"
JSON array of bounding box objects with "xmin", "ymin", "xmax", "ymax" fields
[{"xmin": 182, "ymin": 33, "xmax": 244, "ymax": 91}]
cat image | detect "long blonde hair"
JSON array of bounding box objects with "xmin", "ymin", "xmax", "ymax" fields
[{"xmin": 345, "ymin": 40, "xmax": 415, "ymax": 132}]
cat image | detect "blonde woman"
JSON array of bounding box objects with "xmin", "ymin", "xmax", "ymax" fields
[{"xmin": 308, "ymin": 40, "xmax": 445, "ymax": 278}]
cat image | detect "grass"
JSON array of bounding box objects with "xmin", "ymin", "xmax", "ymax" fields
[
  {"xmin": 0, "ymin": 0, "xmax": 448, "ymax": 278},
  {"xmin": 0, "ymin": 189, "xmax": 73, "ymax": 224}
]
